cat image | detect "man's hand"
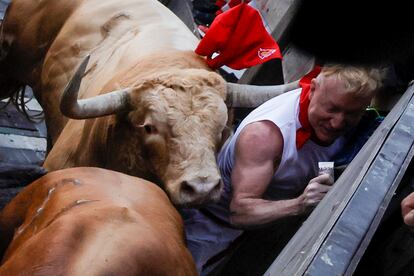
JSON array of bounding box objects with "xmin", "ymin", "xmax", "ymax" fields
[
  {"xmin": 401, "ymin": 192, "xmax": 414, "ymax": 232},
  {"xmin": 298, "ymin": 174, "xmax": 333, "ymax": 213}
]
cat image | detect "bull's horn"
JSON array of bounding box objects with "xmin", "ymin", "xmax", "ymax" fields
[
  {"xmin": 60, "ymin": 54, "xmax": 131, "ymax": 119},
  {"xmin": 226, "ymin": 80, "xmax": 300, "ymax": 108}
]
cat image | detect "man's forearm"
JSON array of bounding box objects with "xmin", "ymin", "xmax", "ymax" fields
[{"xmin": 229, "ymin": 196, "xmax": 305, "ymax": 229}]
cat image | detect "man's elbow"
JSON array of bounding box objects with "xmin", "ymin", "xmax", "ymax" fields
[
  {"xmin": 229, "ymin": 203, "xmax": 254, "ymax": 229},
  {"xmin": 229, "ymin": 213, "xmax": 244, "ymax": 228},
  {"xmin": 229, "ymin": 213, "xmax": 262, "ymax": 230}
]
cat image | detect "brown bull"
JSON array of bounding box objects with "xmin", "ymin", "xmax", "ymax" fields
[
  {"xmin": 0, "ymin": 167, "xmax": 197, "ymax": 275},
  {"xmin": 0, "ymin": 0, "xmax": 298, "ymax": 206}
]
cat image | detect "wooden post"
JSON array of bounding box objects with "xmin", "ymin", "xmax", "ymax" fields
[
  {"xmin": 238, "ymin": 0, "xmax": 304, "ymax": 85},
  {"xmin": 265, "ymin": 85, "xmax": 414, "ymax": 276}
]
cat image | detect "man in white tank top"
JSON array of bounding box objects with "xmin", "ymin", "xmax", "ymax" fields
[{"xmin": 181, "ymin": 64, "xmax": 384, "ymax": 274}]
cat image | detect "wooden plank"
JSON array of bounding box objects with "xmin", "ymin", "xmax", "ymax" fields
[
  {"xmin": 281, "ymin": 45, "xmax": 315, "ymax": 83},
  {"xmin": 346, "ymin": 147, "xmax": 414, "ymax": 275},
  {"xmin": 0, "ymin": 147, "xmax": 45, "ymax": 165},
  {"xmin": 0, "ymin": 187, "xmax": 22, "ymax": 210},
  {"xmin": 238, "ymin": 0, "xmax": 301, "ymax": 85},
  {"xmin": 254, "ymin": 0, "xmax": 299, "ymax": 32},
  {"xmin": 265, "ymin": 85, "xmax": 414, "ymax": 276},
  {"xmin": 307, "ymin": 93, "xmax": 414, "ymax": 275},
  {"xmin": 1, "ymin": 98, "xmax": 43, "ymax": 112},
  {"xmin": 0, "ymin": 162, "xmax": 47, "ymax": 210},
  {"xmin": 0, "ymin": 126, "xmax": 47, "ymax": 138},
  {"xmin": 0, "ymin": 133, "xmax": 46, "ymax": 151},
  {"xmin": 0, "ymin": 162, "xmax": 47, "ymax": 189},
  {"xmin": 167, "ymin": 0, "xmax": 199, "ymax": 38},
  {"xmin": 0, "ymin": 100, "xmax": 47, "ymax": 138},
  {"xmin": 0, "ymin": 0, "xmax": 9, "ymax": 18},
  {"xmin": 0, "ymin": 105, "xmax": 38, "ymax": 130}
]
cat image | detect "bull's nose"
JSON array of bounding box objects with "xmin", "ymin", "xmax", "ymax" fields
[{"xmin": 180, "ymin": 177, "xmax": 222, "ymax": 198}]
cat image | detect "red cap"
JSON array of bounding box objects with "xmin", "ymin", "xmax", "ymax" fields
[{"xmin": 195, "ymin": 3, "xmax": 282, "ymax": 70}]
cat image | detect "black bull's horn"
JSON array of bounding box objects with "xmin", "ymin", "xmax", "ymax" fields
[{"xmin": 60, "ymin": 55, "xmax": 300, "ymax": 119}]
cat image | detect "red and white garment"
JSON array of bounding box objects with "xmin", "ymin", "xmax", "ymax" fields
[{"xmin": 195, "ymin": 3, "xmax": 281, "ymax": 70}]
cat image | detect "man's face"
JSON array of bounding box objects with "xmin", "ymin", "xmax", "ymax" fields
[{"xmin": 308, "ymin": 76, "xmax": 372, "ymax": 145}]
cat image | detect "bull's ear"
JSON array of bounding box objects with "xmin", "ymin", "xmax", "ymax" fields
[
  {"xmin": 203, "ymin": 72, "xmax": 227, "ymax": 87},
  {"xmin": 206, "ymin": 72, "xmax": 227, "ymax": 98},
  {"xmin": 161, "ymin": 69, "xmax": 227, "ymax": 98},
  {"xmin": 183, "ymin": 70, "xmax": 227, "ymax": 98}
]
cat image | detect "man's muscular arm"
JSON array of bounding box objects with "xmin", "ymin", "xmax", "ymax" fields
[{"xmin": 229, "ymin": 121, "xmax": 332, "ymax": 228}]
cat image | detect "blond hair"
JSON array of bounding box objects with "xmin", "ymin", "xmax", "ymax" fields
[{"xmin": 318, "ymin": 64, "xmax": 384, "ymax": 98}]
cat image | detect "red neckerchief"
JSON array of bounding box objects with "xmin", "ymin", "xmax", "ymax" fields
[{"xmin": 296, "ymin": 66, "xmax": 321, "ymax": 149}]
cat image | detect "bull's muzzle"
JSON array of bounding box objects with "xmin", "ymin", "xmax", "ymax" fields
[{"xmin": 178, "ymin": 176, "xmax": 223, "ymax": 206}]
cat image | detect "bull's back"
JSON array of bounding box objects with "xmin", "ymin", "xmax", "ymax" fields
[
  {"xmin": 2, "ymin": 0, "xmax": 199, "ymax": 140},
  {"xmin": 2, "ymin": 0, "xmax": 197, "ymax": 82},
  {"xmin": 42, "ymin": 0, "xmax": 199, "ymax": 99},
  {"xmin": 0, "ymin": 0, "xmax": 83, "ymax": 82},
  {"xmin": 0, "ymin": 167, "xmax": 196, "ymax": 275}
]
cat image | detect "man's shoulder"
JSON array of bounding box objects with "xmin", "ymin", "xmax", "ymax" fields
[
  {"xmin": 240, "ymin": 89, "xmax": 301, "ymax": 128},
  {"xmin": 243, "ymin": 120, "xmax": 281, "ymax": 136},
  {"xmin": 238, "ymin": 121, "xmax": 283, "ymax": 154}
]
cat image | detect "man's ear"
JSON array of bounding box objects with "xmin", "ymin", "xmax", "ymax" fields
[{"xmin": 309, "ymin": 78, "xmax": 317, "ymax": 100}]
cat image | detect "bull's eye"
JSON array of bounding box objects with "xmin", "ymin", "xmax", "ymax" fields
[{"xmin": 144, "ymin": 124, "xmax": 157, "ymax": 134}]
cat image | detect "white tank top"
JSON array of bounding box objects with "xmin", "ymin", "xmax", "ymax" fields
[{"xmin": 206, "ymin": 88, "xmax": 345, "ymax": 221}]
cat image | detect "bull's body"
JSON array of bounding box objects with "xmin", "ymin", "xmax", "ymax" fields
[
  {"xmin": 2, "ymin": 0, "xmax": 199, "ymax": 141},
  {"xmin": 1, "ymin": 0, "xmax": 228, "ymax": 206},
  {"xmin": 0, "ymin": 167, "xmax": 197, "ymax": 275}
]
